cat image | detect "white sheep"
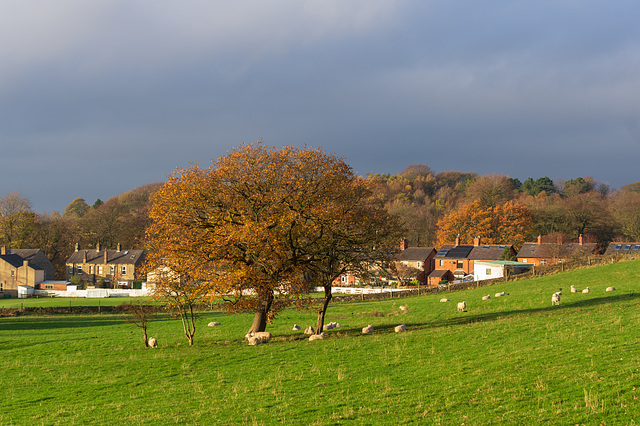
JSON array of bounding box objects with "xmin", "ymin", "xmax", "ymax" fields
[
  {"xmin": 248, "ymin": 336, "xmax": 261, "ymax": 346},
  {"xmin": 482, "ymin": 295, "xmax": 490, "ymax": 300},
  {"xmin": 551, "ymin": 293, "xmax": 560, "ymax": 305},
  {"xmin": 208, "ymin": 321, "xmax": 221, "ymax": 327},
  {"xmin": 457, "ymin": 301, "xmax": 466, "ymax": 312},
  {"xmin": 495, "ymin": 292, "xmax": 506, "ymax": 297},
  {"xmin": 323, "ymin": 321, "xmax": 340, "ymax": 331},
  {"xmin": 148, "ymin": 337, "xmax": 158, "ymax": 348},
  {"xmin": 362, "ymin": 325, "xmax": 374, "ymax": 334},
  {"xmin": 309, "ymin": 333, "xmax": 325, "ymax": 341},
  {"xmin": 606, "ymin": 286, "xmax": 616, "ymax": 292},
  {"xmin": 399, "ymin": 305, "xmax": 408, "ymax": 312},
  {"xmin": 292, "ymin": 324, "xmax": 301, "ymax": 331},
  {"xmin": 582, "ymin": 287, "xmax": 590, "ymax": 293},
  {"xmin": 303, "ymin": 326, "xmax": 315, "ymax": 335},
  {"xmin": 570, "ymin": 285, "xmax": 577, "ymax": 293},
  {"xmin": 394, "ymin": 323, "xmax": 406, "ymax": 333},
  {"xmin": 246, "ymin": 331, "xmax": 272, "ymax": 344},
  {"xmin": 440, "ymin": 298, "xmax": 450, "ymax": 302}
]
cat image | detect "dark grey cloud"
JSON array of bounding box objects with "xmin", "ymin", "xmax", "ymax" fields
[{"xmin": 1, "ymin": 1, "xmax": 639, "ymax": 212}]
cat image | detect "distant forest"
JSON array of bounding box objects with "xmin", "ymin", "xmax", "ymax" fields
[{"xmin": 2, "ymin": 166, "xmax": 639, "ymax": 279}]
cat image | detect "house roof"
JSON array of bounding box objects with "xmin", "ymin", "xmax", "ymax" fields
[
  {"xmin": 395, "ymin": 247, "xmax": 435, "ymax": 262},
  {"xmin": 66, "ymin": 249, "xmax": 145, "ymax": 265},
  {"xmin": 0, "ymin": 253, "xmax": 43, "ymax": 270},
  {"xmin": 604, "ymin": 242, "xmax": 640, "ymax": 255},
  {"xmin": 517, "ymin": 242, "xmax": 598, "ymax": 259},
  {"xmin": 428, "ymin": 269, "xmax": 450, "ymax": 279},
  {"xmin": 436, "ymin": 244, "xmax": 512, "ymax": 261},
  {"xmin": 8, "ymin": 249, "xmax": 51, "ymax": 272}
]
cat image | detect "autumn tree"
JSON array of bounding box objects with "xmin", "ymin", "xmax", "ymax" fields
[
  {"xmin": 463, "ymin": 174, "xmax": 516, "ymax": 207},
  {"xmin": 0, "ymin": 192, "xmax": 36, "ymax": 248},
  {"xmin": 63, "ymin": 198, "xmax": 90, "ymax": 218},
  {"xmin": 146, "ymin": 143, "xmax": 399, "ymax": 336},
  {"xmin": 436, "ymin": 199, "xmax": 534, "ymax": 247}
]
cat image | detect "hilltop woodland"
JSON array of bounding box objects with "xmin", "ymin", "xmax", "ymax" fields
[{"xmin": 1, "ymin": 163, "xmax": 640, "ymax": 281}]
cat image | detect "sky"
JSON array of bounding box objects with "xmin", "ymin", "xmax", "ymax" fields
[{"xmin": 2, "ymin": 1, "xmax": 640, "ymax": 213}]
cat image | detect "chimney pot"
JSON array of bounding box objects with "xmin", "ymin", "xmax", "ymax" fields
[
  {"xmin": 537, "ymin": 235, "xmax": 542, "ymax": 244},
  {"xmin": 75, "ymin": 243, "xmax": 79, "ymax": 252},
  {"xmin": 474, "ymin": 236, "xmax": 481, "ymax": 247},
  {"xmin": 1, "ymin": 245, "xmax": 5, "ymax": 255},
  {"xmin": 455, "ymin": 234, "xmax": 460, "ymax": 246},
  {"xmin": 96, "ymin": 242, "xmax": 100, "ymax": 252},
  {"xmin": 579, "ymin": 234, "xmax": 583, "ymax": 245}
]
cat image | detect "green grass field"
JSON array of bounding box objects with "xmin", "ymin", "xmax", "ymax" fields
[{"xmin": 1, "ymin": 261, "xmax": 640, "ymax": 425}]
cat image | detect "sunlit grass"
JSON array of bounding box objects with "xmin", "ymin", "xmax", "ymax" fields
[{"xmin": 1, "ymin": 260, "xmax": 640, "ymax": 424}]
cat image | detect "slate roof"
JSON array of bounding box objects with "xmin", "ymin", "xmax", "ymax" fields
[
  {"xmin": 436, "ymin": 244, "xmax": 512, "ymax": 261},
  {"xmin": 517, "ymin": 242, "xmax": 598, "ymax": 259},
  {"xmin": 395, "ymin": 247, "xmax": 436, "ymax": 262},
  {"xmin": 66, "ymin": 249, "xmax": 145, "ymax": 265},
  {"xmin": 0, "ymin": 254, "xmax": 35, "ymax": 269},
  {"xmin": 604, "ymin": 242, "xmax": 640, "ymax": 255},
  {"xmin": 8, "ymin": 249, "xmax": 53, "ymax": 275},
  {"xmin": 428, "ymin": 269, "xmax": 450, "ymax": 279}
]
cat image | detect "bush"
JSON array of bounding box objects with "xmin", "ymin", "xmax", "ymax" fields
[
  {"xmin": 132, "ymin": 281, "xmax": 142, "ymax": 290},
  {"xmin": 439, "ymin": 280, "xmax": 449, "ymax": 285}
]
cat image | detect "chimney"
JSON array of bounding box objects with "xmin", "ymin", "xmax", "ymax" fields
[
  {"xmin": 96, "ymin": 242, "xmax": 100, "ymax": 252},
  {"xmin": 557, "ymin": 235, "xmax": 563, "ymax": 245},
  {"xmin": 83, "ymin": 251, "xmax": 87, "ymax": 263},
  {"xmin": 400, "ymin": 238, "xmax": 408, "ymax": 251},
  {"xmin": 537, "ymin": 234, "xmax": 542, "ymax": 244},
  {"xmin": 117, "ymin": 243, "xmax": 121, "ymax": 252},
  {"xmin": 1, "ymin": 245, "xmax": 5, "ymax": 255},
  {"xmin": 455, "ymin": 234, "xmax": 460, "ymax": 246},
  {"xmin": 104, "ymin": 251, "xmax": 108, "ymax": 264},
  {"xmin": 474, "ymin": 236, "xmax": 481, "ymax": 247},
  {"xmin": 579, "ymin": 234, "xmax": 583, "ymax": 245},
  {"xmin": 75, "ymin": 243, "xmax": 79, "ymax": 252}
]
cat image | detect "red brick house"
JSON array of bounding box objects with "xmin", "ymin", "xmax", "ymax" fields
[
  {"xmin": 393, "ymin": 239, "xmax": 436, "ymax": 285},
  {"xmin": 516, "ymin": 234, "xmax": 598, "ymax": 266}
]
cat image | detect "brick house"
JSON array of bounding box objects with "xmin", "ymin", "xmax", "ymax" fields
[
  {"xmin": 66, "ymin": 243, "xmax": 145, "ymax": 288},
  {"xmin": 0, "ymin": 246, "xmax": 55, "ymax": 298},
  {"xmin": 516, "ymin": 234, "xmax": 598, "ymax": 266},
  {"xmin": 428, "ymin": 236, "xmax": 516, "ymax": 285},
  {"xmin": 393, "ymin": 238, "xmax": 436, "ymax": 284},
  {"xmin": 603, "ymin": 242, "xmax": 640, "ymax": 257}
]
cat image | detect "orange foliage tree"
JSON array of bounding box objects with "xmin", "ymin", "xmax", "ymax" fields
[
  {"xmin": 146, "ymin": 142, "xmax": 400, "ymax": 336},
  {"xmin": 436, "ymin": 200, "xmax": 535, "ymax": 248}
]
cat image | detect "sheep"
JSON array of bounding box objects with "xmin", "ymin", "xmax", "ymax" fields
[
  {"xmin": 309, "ymin": 333, "xmax": 326, "ymax": 341},
  {"xmin": 495, "ymin": 292, "xmax": 506, "ymax": 297},
  {"xmin": 323, "ymin": 321, "xmax": 340, "ymax": 331},
  {"xmin": 245, "ymin": 331, "xmax": 272, "ymax": 344},
  {"xmin": 292, "ymin": 324, "xmax": 301, "ymax": 331},
  {"xmin": 582, "ymin": 287, "xmax": 590, "ymax": 293},
  {"xmin": 440, "ymin": 298, "xmax": 450, "ymax": 302},
  {"xmin": 606, "ymin": 286, "xmax": 616, "ymax": 292},
  {"xmin": 362, "ymin": 325, "xmax": 374, "ymax": 334},
  {"xmin": 303, "ymin": 326, "xmax": 315, "ymax": 335},
  {"xmin": 551, "ymin": 292, "xmax": 560, "ymax": 305},
  {"xmin": 148, "ymin": 337, "xmax": 158, "ymax": 348},
  {"xmin": 394, "ymin": 323, "xmax": 406, "ymax": 333},
  {"xmin": 208, "ymin": 321, "xmax": 221, "ymax": 327},
  {"xmin": 570, "ymin": 285, "xmax": 577, "ymax": 293},
  {"xmin": 457, "ymin": 301, "xmax": 466, "ymax": 312},
  {"xmin": 482, "ymin": 295, "xmax": 491, "ymax": 300},
  {"xmin": 248, "ymin": 336, "xmax": 261, "ymax": 346},
  {"xmin": 399, "ymin": 305, "xmax": 408, "ymax": 312}
]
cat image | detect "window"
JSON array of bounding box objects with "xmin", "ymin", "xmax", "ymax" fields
[
  {"xmin": 457, "ymin": 261, "xmax": 463, "ymax": 269},
  {"xmin": 45, "ymin": 284, "xmax": 53, "ymax": 290},
  {"xmin": 98, "ymin": 266, "xmax": 103, "ymax": 274},
  {"xmin": 77, "ymin": 265, "xmax": 83, "ymax": 274},
  {"xmin": 11, "ymin": 270, "xmax": 15, "ymax": 277},
  {"xmin": 486, "ymin": 268, "xmax": 492, "ymax": 275},
  {"xmin": 416, "ymin": 261, "xmax": 422, "ymax": 269},
  {"xmin": 341, "ymin": 275, "xmax": 346, "ymax": 283},
  {"xmin": 68, "ymin": 265, "xmax": 73, "ymax": 275},
  {"xmin": 89, "ymin": 265, "xmax": 93, "ymax": 274},
  {"xmin": 522, "ymin": 259, "xmax": 527, "ymax": 263},
  {"xmin": 110, "ymin": 265, "xmax": 115, "ymax": 275},
  {"xmin": 121, "ymin": 266, "xmax": 127, "ymax": 275},
  {"xmin": 0, "ymin": 282, "xmax": 3, "ymax": 292},
  {"xmin": 540, "ymin": 259, "xmax": 547, "ymax": 265},
  {"xmin": 439, "ymin": 260, "xmax": 444, "ymax": 267}
]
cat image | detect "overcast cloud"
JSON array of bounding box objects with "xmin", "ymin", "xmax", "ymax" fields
[{"xmin": 1, "ymin": 1, "xmax": 639, "ymax": 213}]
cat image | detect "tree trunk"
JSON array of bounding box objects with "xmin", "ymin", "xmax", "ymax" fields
[
  {"xmin": 315, "ymin": 285, "xmax": 332, "ymax": 334},
  {"xmin": 247, "ymin": 290, "xmax": 274, "ymax": 334},
  {"xmin": 142, "ymin": 325, "xmax": 149, "ymax": 348}
]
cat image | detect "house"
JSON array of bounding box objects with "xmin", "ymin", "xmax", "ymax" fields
[
  {"xmin": 393, "ymin": 238, "xmax": 436, "ymax": 285},
  {"xmin": 474, "ymin": 260, "xmax": 533, "ymax": 281},
  {"xmin": 66, "ymin": 243, "xmax": 145, "ymax": 288},
  {"xmin": 430, "ymin": 236, "xmax": 516, "ymax": 284},
  {"xmin": 0, "ymin": 246, "xmax": 56, "ymax": 298},
  {"xmin": 516, "ymin": 234, "xmax": 598, "ymax": 266},
  {"xmin": 604, "ymin": 242, "xmax": 640, "ymax": 257}
]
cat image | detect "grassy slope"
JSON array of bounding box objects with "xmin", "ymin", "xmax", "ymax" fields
[{"xmin": 1, "ymin": 261, "xmax": 640, "ymax": 425}]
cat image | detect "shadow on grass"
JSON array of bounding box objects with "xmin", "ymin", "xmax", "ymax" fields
[{"xmin": 323, "ymin": 292, "xmax": 640, "ymax": 337}]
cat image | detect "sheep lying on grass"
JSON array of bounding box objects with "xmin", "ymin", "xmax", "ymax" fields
[
  {"xmin": 362, "ymin": 325, "xmax": 374, "ymax": 334},
  {"xmin": 309, "ymin": 333, "xmax": 325, "ymax": 341},
  {"xmin": 247, "ymin": 331, "xmax": 272, "ymax": 345},
  {"xmin": 399, "ymin": 305, "xmax": 408, "ymax": 312},
  {"xmin": 208, "ymin": 321, "xmax": 221, "ymax": 327},
  {"xmin": 457, "ymin": 301, "xmax": 466, "ymax": 312},
  {"xmin": 482, "ymin": 295, "xmax": 490, "ymax": 300},
  {"xmin": 570, "ymin": 285, "xmax": 577, "ymax": 293},
  {"xmin": 303, "ymin": 326, "xmax": 315, "ymax": 335},
  {"xmin": 148, "ymin": 337, "xmax": 158, "ymax": 348},
  {"xmin": 582, "ymin": 287, "xmax": 590, "ymax": 293},
  {"xmin": 440, "ymin": 298, "xmax": 450, "ymax": 303},
  {"xmin": 323, "ymin": 322, "xmax": 340, "ymax": 331},
  {"xmin": 495, "ymin": 292, "xmax": 506, "ymax": 297},
  {"xmin": 394, "ymin": 323, "xmax": 406, "ymax": 333},
  {"xmin": 292, "ymin": 324, "xmax": 301, "ymax": 331},
  {"xmin": 551, "ymin": 292, "xmax": 561, "ymax": 305},
  {"xmin": 606, "ymin": 286, "xmax": 616, "ymax": 292}
]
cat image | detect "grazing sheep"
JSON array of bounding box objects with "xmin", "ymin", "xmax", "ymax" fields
[
  {"xmin": 394, "ymin": 323, "xmax": 406, "ymax": 333},
  {"xmin": 482, "ymin": 295, "xmax": 490, "ymax": 300},
  {"xmin": 440, "ymin": 298, "xmax": 450, "ymax": 302},
  {"xmin": 582, "ymin": 287, "xmax": 590, "ymax": 293},
  {"xmin": 457, "ymin": 301, "xmax": 466, "ymax": 312},
  {"xmin": 208, "ymin": 321, "xmax": 221, "ymax": 327},
  {"xmin": 606, "ymin": 286, "xmax": 616, "ymax": 292},
  {"xmin": 362, "ymin": 325, "xmax": 374, "ymax": 334},
  {"xmin": 551, "ymin": 293, "xmax": 560, "ymax": 305},
  {"xmin": 148, "ymin": 337, "xmax": 158, "ymax": 348},
  {"xmin": 570, "ymin": 285, "xmax": 577, "ymax": 293},
  {"xmin": 292, "ymin": 324, "xmax": 301, "ymax": 331},
  {"xmin": 495, "ymin": 292, "xmax": 506, "ymax": 297},
  {"xmin": 303, "ymin": 326, "xmax": 315, "ymax": 335},
  {"xmin": 399, "ymin": 305, "xmax": 408, "ymax": 312},
  {"xmin": 309, "ymin": 333, "xmax": 325, "ymax": 341}
]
